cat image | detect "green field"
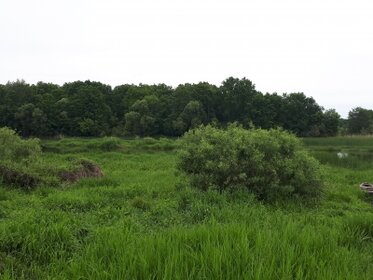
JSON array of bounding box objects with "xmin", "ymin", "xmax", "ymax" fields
[{"xmin": 1, "ymin": 137, "xmax": 373, "ymax": 279}]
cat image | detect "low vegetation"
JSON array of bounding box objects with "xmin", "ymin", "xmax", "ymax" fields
[
  {"xmin": 1, "ymin": 132, "xmax": 373, "ymax": 279},
  {"xmin": 0, "ymin": 128, "xmax": 104, "ymax": 189},
  {"xmin": 0, "ymin": 127, "xmax": 44, "ymax": 189},
  {"xmin": 0, "ymin": 127, "xmax": 41, "ymax": 163}
]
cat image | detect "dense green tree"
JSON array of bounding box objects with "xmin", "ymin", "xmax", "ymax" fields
[
  {"xmin": 78, "ymin": 118, "xmax": 102, "ymax": 136},
  {"xmin": 14, "ymin": 104, "xmax": 48, "ymax": 136},
  {"xmin": 320, "ymin": 109, "xmax": 340, "ymax": 136},
  {"xmin": 220, "ymin": 77, "xmax": 259, "ymax": 124},
  {"xmin": 348, "ymin": 107, "xmax": 373, "ymax": 134},
  {"xmin": 249, "ymin": 93, "xmax": 284, "ymax": 129},
  {"xmin": 164, "ymin": 83, "xmax": 218, "ymax": 135},
  {"xmin": 0, "ymin": 85, "xmax": 7, "ymax": 127},
  {"xmin": 179, "ymin": 101, "xmax": 206, "ymax": 130},
  {"xmin": 64, "ymin": 84, "xmax": 112, "ymax": 136},
  {"xmin": 124, "ymin": 99, "xmax": 158, "ymax": 136},
  {"xmin": 281, "ymin": 93, "xmax": 323, "ymax": 136},
  {"xmin": 0, "ymin": 78, "xmax": 362, "ymax": 137},
  {"xmin": 124, "ymin": 111, "xmax": 142, "ymax": 136},
  {"xmin": 0, "ymin": 80, "xmax": 36, "ymax": 129}
]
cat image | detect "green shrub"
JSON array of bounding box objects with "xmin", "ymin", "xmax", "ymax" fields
[
  {"xmin": 0, "ymin": 127, "xmax": 62, "ymax": 189},
  {"xmin": 0, "ymin": 127, "xmax": 41, "ymax": 163},
  {"xmin": 99, "ymin": 137, "xmax": 122, "ymax": 151},
  {"xmin": 177, "ymin": 125, "xmax": 323, "ymax": 200},
  {"xmin": 0, "ymin": 127, "xmax": 44, "ymax": 188}
]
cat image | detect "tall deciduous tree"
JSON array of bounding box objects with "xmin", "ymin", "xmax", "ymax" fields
[
  {"xmin": 0, "ymin": 78, "xmax": 353, "ymax": 137},
  {"xmin": 321, "ymin": 109, "xmax": 340, "ymax": 136},
  {"xmin": 348, "ymin": 107, "xmax": 373, "ymax": 134}
]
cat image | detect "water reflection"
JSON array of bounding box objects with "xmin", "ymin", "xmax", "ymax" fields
[
  {"xmin": 337, "ymin": 152, "xmax": 348, "ymax": 158},
  {"xmin": 311, "ymin": 149, "xmax": 373, "ymax": 169}
]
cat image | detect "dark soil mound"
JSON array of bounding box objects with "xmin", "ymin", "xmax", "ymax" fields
[
  {"xmin": 59, "ymin": 160, "xmax": 103, "ymax": 183},
  {"xmin": 0, "ymin": 165, "xmax": 40, "ymax": 189}
]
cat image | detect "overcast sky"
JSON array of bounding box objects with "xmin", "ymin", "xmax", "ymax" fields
[{"xmin": 1, "ymin": 0, "xmax": 373, "ymax": 117}]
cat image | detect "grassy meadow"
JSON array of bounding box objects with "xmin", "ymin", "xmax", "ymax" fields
[{"xmin": 1, "ymin": 137, "xmax": 373, "ymax": 279}]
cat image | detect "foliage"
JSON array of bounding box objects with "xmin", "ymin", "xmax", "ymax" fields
[
  {"xmin": 0, "ymin": 127, "xmax": 41, "ymax": 163},
  {"xmin": 281, "ymin": 93, "xmax": 324, "ymax": 136},
  {"xmin": 348, "ymin": 107, "xmax": 373, "ymax": 135},
  {"xmin": 0, "ymin": 78, "xmax": 343, "ymax": 138},
  {"xmin": 321, "ymin": 109, "xmax": 340, "ymax": 136},
  {"xmin": 178, "ymin": 125, "xmax": 323, "ymax": 199},
  {"xmin": 0, "ymin": 127, "xmax": 55, "ymax": 189}
]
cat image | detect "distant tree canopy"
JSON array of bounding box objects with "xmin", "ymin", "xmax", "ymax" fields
[
  {"xmin": 347, "ymin": 107, "xmax": 373, "ymax": 135},
  {"xmin": 0, "ymin": 77, "xmax": 350, "ymax": 137}
]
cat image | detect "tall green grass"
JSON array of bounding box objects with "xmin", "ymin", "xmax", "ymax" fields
[
  {"xmin": 62, "ymin": 220, "xmax": 373, "ymax": 280},
  {"xmin": 1, "ymin": 137, "xmax": 373, "ymax": 279}
]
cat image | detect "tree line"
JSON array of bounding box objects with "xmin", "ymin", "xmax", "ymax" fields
[{"xmin": 0, "ymin": 77, "xmax": 366, "ymax": 138}]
